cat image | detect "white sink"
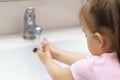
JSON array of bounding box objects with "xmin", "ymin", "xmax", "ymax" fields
[{"xmin": 0, "ymin": 26, "xmax": 90, "ymax": 80}]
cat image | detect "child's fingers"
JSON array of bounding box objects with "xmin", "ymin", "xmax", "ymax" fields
[
  {"xmin": 41, "ymin": 41, "xmax": 49, "ymax": 52},
  {"xmin": 41, "ymin": 41, "xmax": 48, "ymax": 45},
  {"xmin": 36, "ymin": 50, "xmax": 46, "ymax": 62},
  {"xmin": 41, "ymin": 37, "xmax": 49, "ymax": 45},
  {"xmin": 36, "ymin": 49, "xmax": 46, "ymax": 58},
  {"xmin": 43, "ymin": 38, "xmax": 48, "ymax": 42},
  {"xmin": 36, "ymin": 49, "xmax": 43, "ymax": 55}
]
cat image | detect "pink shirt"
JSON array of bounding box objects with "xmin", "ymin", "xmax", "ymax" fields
[{"xmin": 71, "ymin": 52, "xmax": 120, "ymax": 80}]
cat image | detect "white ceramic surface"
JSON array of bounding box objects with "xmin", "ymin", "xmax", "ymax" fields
[{"xmin": 0, "ymin": 27, "xmax": 90, "ymax": 80}]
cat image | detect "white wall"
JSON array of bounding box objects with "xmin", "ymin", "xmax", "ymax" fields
[{"xmin": 0, "ymin": 0, "xmax": 83, "ymax": 35}]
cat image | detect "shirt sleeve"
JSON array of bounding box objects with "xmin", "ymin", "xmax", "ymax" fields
[{"xmin": 70, "ymin": 56, "xmax": 95, "ymax": 80}]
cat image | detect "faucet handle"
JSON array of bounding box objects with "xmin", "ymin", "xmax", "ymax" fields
[{"xmin": 26, "ymin": 7, "xmax": 35, "ymax": 14}]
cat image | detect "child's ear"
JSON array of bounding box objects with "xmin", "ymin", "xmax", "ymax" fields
[{"xmin": 94, "ymin": 32, "xmax": 105, "ymax": 48}]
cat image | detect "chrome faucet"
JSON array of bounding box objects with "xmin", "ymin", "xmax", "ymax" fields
[{"xmin": 23, "ymin": 7, "xmax": 42, "ymax": 40}]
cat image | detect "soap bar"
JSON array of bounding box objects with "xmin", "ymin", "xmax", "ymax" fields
[{"xmin": 33, "ymin": 48, "xmax": 38, "ymax": 52}]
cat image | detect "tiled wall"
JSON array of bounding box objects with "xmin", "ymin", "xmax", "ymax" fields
[{"xmin": 0, "ymin": 0, "xmax": 83, "ymax": 35}]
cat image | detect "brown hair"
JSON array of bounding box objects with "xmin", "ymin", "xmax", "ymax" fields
[{"xmin": 80, "ymin": 0, "xmax": 120, "ymax": 62}]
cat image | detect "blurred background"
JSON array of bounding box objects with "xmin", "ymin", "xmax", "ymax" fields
[{"xmin": 0, "ymin": 0, "xmax": 85, "ymax": 35}]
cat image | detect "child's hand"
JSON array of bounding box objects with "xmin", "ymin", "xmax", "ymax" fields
[
  {"xmin": 36, "ymin": 40, "xmax": 52, "ymax": 64},
  {"xmin": 36, "ymin": 40, "xmax": 74, "ymax": 80},
  {"xmin": 41, "ymin": 38, "xmax": 58, "ymax": 58}
]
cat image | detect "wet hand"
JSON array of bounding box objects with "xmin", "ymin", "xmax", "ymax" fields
[
  {"xmin": 36, "ymin": 40, "xmax": 52, "ymax": 64},
  {"xmin": 41, "ymin": 39, "xmax": 58, "ymax": 58}
]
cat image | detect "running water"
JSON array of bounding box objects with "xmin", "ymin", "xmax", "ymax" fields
[
  {"xmin": 33, "ymin": 34, "xmax": 41, "ymax": 52},
  {"xmin": 33, "ymin": 34, "xmax": 48, "ymax": 52}
]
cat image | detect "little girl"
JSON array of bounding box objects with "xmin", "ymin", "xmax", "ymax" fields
[{"xmin": 35, "ymin": 0, "xmax": 120, "ymax": 80}]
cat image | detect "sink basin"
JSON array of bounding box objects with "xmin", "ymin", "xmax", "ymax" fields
[
  {"xmin": 0, "ymin": 45, "xmax": 50, "ymax": 80},
  {"xmin": 0, "ymin": 27, "xmax": 90, "ymax": 80}
]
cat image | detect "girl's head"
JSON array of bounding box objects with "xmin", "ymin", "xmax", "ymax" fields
[{"xmin": 80, "ymin": 0, "xmax": 120, "ymax": 61}]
